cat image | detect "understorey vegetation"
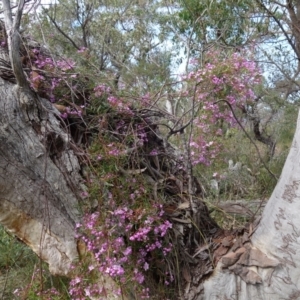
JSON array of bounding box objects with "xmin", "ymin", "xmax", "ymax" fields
[
  {"xmin": 0, "ymin": 36, "xmax": 286, "ymax": 299},
  {"xmin": 0, "ymin": 0, "xmax": 298, "ymax": 299}
]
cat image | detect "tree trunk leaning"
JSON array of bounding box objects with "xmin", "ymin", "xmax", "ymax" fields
[
  {"xmin": 0, "ymin": 78, "xmax": 81, "ymax": 276},
  {"xmin": 202, "ymin": 110, "xmax": 300, "ymax": 300}
]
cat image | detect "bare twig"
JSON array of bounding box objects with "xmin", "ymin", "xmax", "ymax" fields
[
  {"xmin": 42, "ymin": 8, "xmax": 80, "ymax": 50},
  {"xmin": 256, "ymin": 1, "xmax": 300, "ymax": 61}
]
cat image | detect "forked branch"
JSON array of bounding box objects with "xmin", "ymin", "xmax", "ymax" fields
[{"xmin": 2, "ymin": 0, "xmax": 29, "ymax": 88}]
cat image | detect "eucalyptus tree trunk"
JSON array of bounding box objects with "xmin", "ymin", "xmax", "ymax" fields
[
  {"xmin": 0, "ymin": 0, "xmax": 82, "ymax": 276},
  {"xmin": 200, "ymin": 112, "xmax": 300, "ymax": 300},
  {"xmin": 0, "ymin": 77, "xmax": 83, "ymax": 276}
]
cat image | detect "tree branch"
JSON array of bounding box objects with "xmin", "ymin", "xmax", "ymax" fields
[
  {"xmin": 43, "ymin": 8, "xmax": 80, "ymax": 50},
  {"xmin": 255, "ymin": 0, "xmax": 300, "ymax": 61},
  {"xmin": 2, "ymin": 0, "xmax": 29, "ymax": 88}
]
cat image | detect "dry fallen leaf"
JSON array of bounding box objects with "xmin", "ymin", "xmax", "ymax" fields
[
  {"xmin": 213, "ymin": 245, "xmax": 230, "ymax": 265},
  {"xmin": 178, "ymin": 202, "xmax": 190, "ymax": 210},
  {"xmin": 221, "ymin": 247, "xmax": 246, "ymax": 268},
  {"xmin": 238, "ymin": 247, "xmax": 280, "ymax": 268},
  {"xmin": 229, "ymin": 264, "xmax": 262, "ymax": 284}
]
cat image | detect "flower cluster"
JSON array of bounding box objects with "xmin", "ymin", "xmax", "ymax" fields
[
  {"xmin": 70, "ymin": 203, "xmax": 172, "ymax": 299},
  {"xmin": 182, "ymin": 49, "xmax": 261, "ymax": 165},
  {"xmin": 0, "ymin": 41, "xmax": 80, "ymax": 117},
  {"xmin": 28, "ymin": 48, "xmax": 77, "ymax": 104},
  {"xmin": 94, "ymin": 84, "xmax": 111, "ymax": 97},
  {"xmin": 93, "ymin": 83, "xmax": 133, "ymax": 113}
]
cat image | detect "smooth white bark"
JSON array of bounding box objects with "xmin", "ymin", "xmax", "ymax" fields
[{"xmin": 202, "ymin": 111, "xmax": 300, "ymax": 300}]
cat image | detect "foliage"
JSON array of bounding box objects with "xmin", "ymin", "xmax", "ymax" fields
[
  {"xmin": 178, "ymin": 0, "xmax": 258, "ymax": 46},
  {"xmin": 29, "ymin": 0, "xmax": 175, "ymax": 94},
  {"xmin": 0, "ymin": 226, "xmax": 69, "ymax": 300},
  {"xmin": 72, "ymin": 105, "xmax": 182, "ymax": 299},
  {"xmin": 0, "ymin": 0, "xmax": 299, "ymax": 298}
]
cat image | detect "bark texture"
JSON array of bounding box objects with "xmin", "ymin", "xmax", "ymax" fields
[
  {"xmin": 0, "ymin": 79, "xmax": 82, "ymax": 275},
  {"xmin": 0, "ymin": 0, "xmax": 85, "ymax": 278},
  {"xmin": 201, "ymin": 111, "xmax": 300, "ymax": 300}
]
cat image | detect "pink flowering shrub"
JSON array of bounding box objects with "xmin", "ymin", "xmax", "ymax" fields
[
  {"xmin": 77, "ymin": 54, "xmax": 262, "ymax": 298},
  {"xmin": 28, "ymin": 48, "xmax": 77, "ymax": 103},
  {"xmin": 89, "ymin": 50, "xmax": 262, "ymax": 167},
  {"xmin": 70, "ymin": 204, "xmax": 172, "ymax": 299},
  {"xmin": 0, "ymin": 33, "xmax": 262, "ymax": 298},
  {"xmin": 182, "ymin": 50, "xmax": 261, "ymax": 166},
  {"xmin": 92, "ymin": 83, "xmax": 133, "ymax": 113}
]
